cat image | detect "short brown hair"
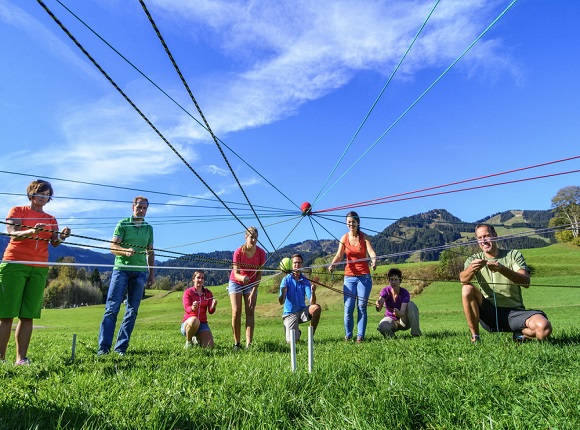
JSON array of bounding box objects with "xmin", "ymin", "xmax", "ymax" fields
[
  {"xmin": 291, "ymin": 253, "xmax": 303, "ymax": 262},
  {"xmin": 27, "ymin": 180, "xmax": 53, "ymax": 202},
  {"xmin": 133, "ymin": 196, "xmax": 149, "ymax": 206},
  {"xmin": 475, "ymin": 223, "xmax": 496, "ymax": 236},
  {"xmin": 387, "ymin": 268, "xmax": 402, "ymax": 279}
]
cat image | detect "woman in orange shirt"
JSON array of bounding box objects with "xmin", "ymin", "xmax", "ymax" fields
[
  {"xmin": 329, "ymin": 211, "xmax": 376, "ymax": 342},
  {"xmin": 0, "ymin": 180, "xmax": 71, "ymax": 365}
]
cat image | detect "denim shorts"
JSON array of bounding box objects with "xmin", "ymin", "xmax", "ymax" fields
[
  {"xmin": 181, "ymin": 321, "xmax": 210, "ymax": 336},
  {"xmin": 227, "ymin": 280, "xmax": 254, "ymax": 296}
]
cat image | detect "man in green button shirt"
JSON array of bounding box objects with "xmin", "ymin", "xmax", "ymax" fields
[{"xmin": 98, "ymin": 196, "xmax": 155, "ymax": 355}]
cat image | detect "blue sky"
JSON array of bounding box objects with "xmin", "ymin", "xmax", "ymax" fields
[{"xmin": 1, "ymin": 0, "xmax": 579, "ymax": 262}]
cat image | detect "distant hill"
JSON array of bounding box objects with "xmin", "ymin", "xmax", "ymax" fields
[
  {"xmin": 0, "ymin": 208, "xmax": 555, "ymax": 286},
  {"xmin": 371, "ymin": 209, "xmax": 554, "ymax": 264},
  {"xmin": 156, "ymin": 208, "xmax": 555, "ymax": 285}
]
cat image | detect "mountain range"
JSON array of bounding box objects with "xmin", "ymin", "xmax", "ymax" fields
[{"xmin": 0, "ymin": 208, "xmax": 554, "ymax": 286}]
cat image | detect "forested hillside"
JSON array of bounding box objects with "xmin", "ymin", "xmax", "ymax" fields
[{"xmin": 0, "ymin": 208, "xmax": 555, "ymax": 287}]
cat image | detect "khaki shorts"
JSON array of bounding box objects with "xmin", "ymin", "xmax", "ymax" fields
[{"xmin": 282, "ymin": 307, "xmax": 311, "ymax": 342}]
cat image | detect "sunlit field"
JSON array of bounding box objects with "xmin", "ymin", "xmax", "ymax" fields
[{"xmin": 1, "ymin": 244, "xmax": 579, "ymax": 429}]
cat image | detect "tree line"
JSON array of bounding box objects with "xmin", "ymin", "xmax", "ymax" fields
[{"xmin": 41, "ymin": 187, "xmax": 579, "ymax": 307}]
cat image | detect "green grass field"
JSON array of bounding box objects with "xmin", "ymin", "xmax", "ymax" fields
[{"xmin": 1, "ymin": 244, "xmax": 579, "ymax": 429}]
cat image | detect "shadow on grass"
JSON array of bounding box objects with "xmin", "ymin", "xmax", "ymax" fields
[
  {"xmin": 0, "ymin": 404, "xmax": 111, "ymax": 430},
  {"xmin": 547, "ymin": 332, "xmax": 580, "ymax": 346}
]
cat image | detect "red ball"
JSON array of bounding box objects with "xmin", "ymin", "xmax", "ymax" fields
[{"xmin": 300, "ymin": 202, "xmax": 312, "ymax": 215}]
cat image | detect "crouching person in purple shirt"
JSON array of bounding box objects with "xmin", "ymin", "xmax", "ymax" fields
[
  {"xmin": 278, "ymin": 254, "xmax": 321, "ymax": 343},
  {"xmin": 376, "ymin": 268, "xmax": 421, "ymax": 338}
]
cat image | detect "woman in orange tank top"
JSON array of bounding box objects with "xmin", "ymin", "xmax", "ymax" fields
[{"xmin": 329, "ymin": 211, "xmax": 376, "ymax": 342}]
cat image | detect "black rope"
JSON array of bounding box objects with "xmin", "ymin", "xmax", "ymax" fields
[
  {"xmin": 51, "ymin": 0, "xmax": 297, "ymax": 211},
  {"xmin": 138, "ymin": 0, "xmax": 284, "ymax": 264},
  {"xmin": 35, "ymin": 0, "xmax": 263, "ymax": 254}
]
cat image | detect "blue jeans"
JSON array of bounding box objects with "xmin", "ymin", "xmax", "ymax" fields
[
  {"xmin": 343, "ymin": 274, "xmax": 372, "ymax": 339},
  {"xmin": 98, "ymin": 269, "xmax": 147, "ymax": 353}
]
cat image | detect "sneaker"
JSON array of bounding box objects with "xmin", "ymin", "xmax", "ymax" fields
[
  {"xmin": 191, "ymin": 337, "xmax": 198, "ymax": 345},
  {"xmin": 184, "ymin": 340, "xmax": 194, "ymax": 349},
  {"xmin": 233, "ymin": 343, "xmax": 242, "ymax": 351},
  {"xmin": 97, "ymin": 349, "xmax": 109, "ymax": 356},
  {"xmin": 245, "ymin": 343, "xmax": 252, "ymax": 350},
  {"xmin": 470, "ymin": 334, "xmax": 481, "ymax": 344},
  {"xmin": 344, "ymin": 336, "xmax": 352, "ymax": 342},
  {"xmin": 15, "ymin": 358, "xmax": 30, "ymax": 366},
  {"xmin": 513, "ymin": 331, "xmax": 529, "ymax": 343},
  {"xmin": 356, "ymin": 336, "xmax": 364, "ymax": 343},
  {"xmin": 115, "ymin": 351, "xmax": 125, "ymax": 357}
]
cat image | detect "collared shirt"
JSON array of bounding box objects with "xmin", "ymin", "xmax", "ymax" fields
[
  {"xmin": 279, "ymin": 273, "xmax": 312, "ymax": 316},
  {"xmin": 112, "ymin": 216, "xmax": 154, "ymax": 271}
]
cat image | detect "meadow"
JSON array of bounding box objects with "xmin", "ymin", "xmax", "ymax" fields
[{"xmin": 1, "ymin": 244, "xmax": 579, "ymax": 429}]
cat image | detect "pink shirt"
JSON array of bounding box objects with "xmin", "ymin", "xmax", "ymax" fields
[
  {"xmin": 229, "ymin": 246, "xmax": 266, "ymax": 284},
  {"xmin": 182, "ymin": 286, "xmax": 215, "ymax": 323}
]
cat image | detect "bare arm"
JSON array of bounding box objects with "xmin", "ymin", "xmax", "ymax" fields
[
  {"xmin": 110, "ymin": 237, "xmax": 134, "ymax": 257},
  {"xmin": 6, "ymin": 218, "xmax": 40, "ymax": 240},
  {"xmin": 146, "ymin": 245, "xmax": 155, "ymax": 286},
  {"xmin": 328, "ymin": 238, "xmax": 346, "ymax": 272},
  {"xmin": 50, "ymin": 226, "xmax": 71, "ymax": 247},
  {"xmin": 365, "ymin": 239, "xmax": 377, "ymax": 271},
  {"xmin": 232, "ymin": 262, "xmax": 250, "ymax": 285},
  {"xmin": 278, "ymin": 285, "xmax": 287, "ymax": 305},
  {"xmin": 309, "ymin": 283, "xmax": 317, "ymax": 305},
  {"xmin": 394, "ymin": 302, "xmax": 408, "ymax": 318},
  {"xmin": 375, "ymin": 296, "xmax": 385, "ymax": 312},
  {"xmin": 460, "ymin": 258, "xmax": 530, "ymax": 287},
  {"xmin": 459, "ymin": 258, "xmax": 486, "ymax": 284}
]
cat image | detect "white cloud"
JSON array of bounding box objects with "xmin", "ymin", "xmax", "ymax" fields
[
  {"xmin": 202, "ymin": 165, "xmax": 229, "ymax": 176},
  {"xmin": 148, "ymin": 0, "xmax": 516, "ymax": 138}
]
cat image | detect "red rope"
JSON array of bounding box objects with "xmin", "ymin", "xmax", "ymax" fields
[{"xmin": 316, "ymin": 166, "xmax": 580, "ymax": 213}]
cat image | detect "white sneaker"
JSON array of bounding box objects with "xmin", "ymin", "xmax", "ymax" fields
[
  {"xmin": 192, "ymin": 337, "xmax": 198, "ymax": 345},
  {"xmin": 184, "ymin": 340, "xmax": 194, "ymax": 349}
]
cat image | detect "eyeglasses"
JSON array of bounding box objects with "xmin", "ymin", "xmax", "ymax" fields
[{"xmin": 32, "ymin": 192, "xmax": 52, "ymax": 198}]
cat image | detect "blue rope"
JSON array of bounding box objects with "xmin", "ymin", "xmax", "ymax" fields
[
  {"xmin": 313, "ymin": 0, "xmax": 442, "ymax": 207},
  {"xmin": 316, "ymin": 0, "xmax": 519, "ymax": 204}
]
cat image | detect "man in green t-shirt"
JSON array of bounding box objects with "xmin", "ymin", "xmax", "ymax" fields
[
  {"xmin": 459, "ymin": 224, "xmax": 552, "ymax": 343},
  {"xmin": 97, "ymin": 196, "xmax": 155, "ymax": 355}
]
